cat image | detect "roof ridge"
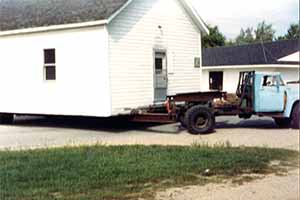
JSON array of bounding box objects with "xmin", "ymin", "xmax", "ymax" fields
[
  {"xmin": 202, "ymin": 39, "xmax": 300, "ymax": 66},
  {"xmin": 204, "ymin": 38, "xmax": 299, "ymax": 51}
]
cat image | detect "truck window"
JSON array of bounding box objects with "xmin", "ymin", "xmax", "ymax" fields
[{"xmin": 262, "ymin": 75, "xmax": 277, "ymax": 87}]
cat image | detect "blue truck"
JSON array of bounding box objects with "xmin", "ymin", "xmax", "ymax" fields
[{"xmin": 131, "ymin": 71, "xmax": 299, "ymax": 134}]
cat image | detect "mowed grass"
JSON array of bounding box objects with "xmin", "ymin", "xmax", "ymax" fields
[{"xmin": 0, "ymin": 145, "xmax": 298, "ymax": 200}]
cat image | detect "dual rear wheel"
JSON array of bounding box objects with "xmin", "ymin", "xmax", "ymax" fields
[{"xmin": 180, "ymin": 105, "xmax": 215, "ymax": 134}]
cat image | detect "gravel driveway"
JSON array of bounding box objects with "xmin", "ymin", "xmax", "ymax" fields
[
  {"xmin": 1, "ymin": 115, "xmax": 299, "ymax": 200},
  {"xmin": 0, "ymin": 116, "xmax": 298, "ymax": 150}
]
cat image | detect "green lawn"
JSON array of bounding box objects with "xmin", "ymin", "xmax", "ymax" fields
[{"xmin": 0, "ymin": 145, "xmax": 298, "ymax": 200}]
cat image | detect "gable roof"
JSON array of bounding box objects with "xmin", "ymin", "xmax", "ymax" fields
[
  {"xmin": 202, "ymin": 39, "xmax": 300, "ymax": 67},
  {"xmin": 0, "ymin": 0, "xmax": 208, "ymax": 35},
  {"xmin": 0, "ymin": 0, "xmax": 129, "ymax": 32}
]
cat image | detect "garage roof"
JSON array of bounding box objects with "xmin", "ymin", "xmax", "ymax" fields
[{"xmin": 202, "ymin": 39, "xmax": 300, "ymax": 66}]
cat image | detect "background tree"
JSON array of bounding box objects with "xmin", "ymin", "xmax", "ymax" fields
[
  {"xmin": 235, "ymin": 28, "xmax": 255, "ymax": 45},
  {"xmin": 202, "ymin": 21, "xmax": 296, "ymax": 48},
  {"xmin": 278, "ymin": 23, "xmax": 300, "ymax": 40},
  {"xmin": 231, "ymin": 21, "xmax": 275, "ymax": 46},
  {"xmin": 225, "ymin": 39, "xmax": 235, "ymax": 46},
  {"xmin": 254, "ymin": 21, "xmax": 276, "ymax": 42},
  {"xmin": 202, "ymin": 25, "xmax": 226, "ymax": 48}
]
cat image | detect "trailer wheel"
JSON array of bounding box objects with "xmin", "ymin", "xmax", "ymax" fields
[
  {"xmin": 290, "ymin": 102, "xmax": 299, "ymax": 129},
  {"xmin": 274, "ymin": 118, "xmax": 291, "ymax": 128},
  {"xmin": 184, "ymin": 105, "xmax": 215, "ymax": 134},
  {"xmin": 0, "ymin": 114, "xmax": 14, "ymax": 124}
]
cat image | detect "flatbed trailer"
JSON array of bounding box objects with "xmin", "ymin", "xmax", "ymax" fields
[{"xmin": 130, "ymin": 91, "xmax": 244, "ymax": 134}]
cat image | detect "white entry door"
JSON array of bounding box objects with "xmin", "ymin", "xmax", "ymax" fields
[{"xmin": 154, "ymin": 52, "xmax": 168, "ymax": 102}]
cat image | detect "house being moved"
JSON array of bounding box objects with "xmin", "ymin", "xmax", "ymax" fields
[
  {"xmin": 0, "ymin": 0, "xmax": 208, "ymax": 118},
  {"xmin": 202, "ymin": 39, "xmax": 300, "ymax": 93}
]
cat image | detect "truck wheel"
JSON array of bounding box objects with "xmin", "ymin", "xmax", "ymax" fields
[
  {"xmin": 274, "ymin": 118, "xmax": 291, "ymax": 128},
  {"xmin": 184, "ymin": 105, "xmax": 215, "ymax": 134},
  {"xmin": 0, "ymin": 114, "xmax": 14, "ymax": 124},
  {"xmin": 290, "ymin": 102, "xmax": 299, "ymax": 129}
]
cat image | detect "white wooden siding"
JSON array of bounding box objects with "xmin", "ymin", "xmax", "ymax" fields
[
  {"xmin": 108, "ymin": 0, "xmax": 202, "ymax": 115},
  {"xmin": 277, "ymin": 68, "xmax": 300, "ymax": 83},
  {"xmin": 0, "ymin": 26, "xmax": 112, "ymax": 117}
]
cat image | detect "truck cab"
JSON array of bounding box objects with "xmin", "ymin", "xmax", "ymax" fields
[{"xmin": 238, "ymin": 71, "xmax": 299, "ymax": 128}]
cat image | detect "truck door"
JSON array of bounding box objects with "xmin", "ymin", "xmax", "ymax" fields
[{"xmin": 256, "ymin": 75, "xmax": 285, "ymax": 112}]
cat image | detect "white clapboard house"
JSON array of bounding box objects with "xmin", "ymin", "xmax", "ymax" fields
[
  {"xmin": 0, "ymin": 0, "xmax": 208, "ymax": 118},
  {"xmin": 202, "ymin": 39, "xmax": 300, "ymax": 93}
]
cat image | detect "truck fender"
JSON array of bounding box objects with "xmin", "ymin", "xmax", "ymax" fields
[{"xmin": 289, "ymin": 100, "xmax": 299, "ymax": 118}]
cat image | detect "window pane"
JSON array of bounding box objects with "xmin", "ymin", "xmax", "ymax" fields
[
  {"xmin": 155, "ymin": 58, "xmax": 163, "ymax": 74},
  {"xmin": 45, "ymin": 66, "xmax": 56, "ymax": 80},
  {"xmin": 262, "ymin": 76, "xmax": 276, "ymax": 87},
  {"xmin": 44, "ymin": 49, "xmax": 55, "ymax": 64}
]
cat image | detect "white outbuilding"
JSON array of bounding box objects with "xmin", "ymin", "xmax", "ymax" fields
[
  {"xmin": 0, "ymin": 0, "xmax": 208, "ymax": 117},
  {"xmin": 202, "ymin": 39, "xmax": 300, "ymax": 93}
]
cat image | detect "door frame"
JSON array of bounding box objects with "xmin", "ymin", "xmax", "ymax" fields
[
  {"xmin": 153, "ymin": 49, "xmax": 168, "ymax": 102},
  {"xmin": 256, "ymin": 75, "xmax": 285, "ymax": 112}
]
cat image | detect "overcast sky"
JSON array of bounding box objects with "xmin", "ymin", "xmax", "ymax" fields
[{"xmin": 190, "ymin": 0, "xmax": 299, "ymax": 39}]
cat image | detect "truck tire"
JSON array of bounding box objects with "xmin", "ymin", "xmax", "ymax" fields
[
  {"xmin": 274, "ymin": 118, "xmax": 291, "ymax": 128},
  {"xmin": 0, "ymin": 114, "xmax": 14, "ymax": 124},
  {"xmin": 184, "ymin": 105, "xmax": 215, "ymax": 134},
  {"xmin": 290, "ymin": 102, "xmax": 299, "ymax": 129}
]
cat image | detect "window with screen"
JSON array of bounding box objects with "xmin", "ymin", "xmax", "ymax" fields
[{"xmin": 44, "ymin": 49, "xmax": 56, "ymax": 80}]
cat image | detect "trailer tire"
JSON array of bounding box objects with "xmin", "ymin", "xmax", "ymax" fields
[
  {"xmin": 290, "ymin": 102, "xmax": 299, "ymax": 129},
  {"xmin": 274, "ymin": 118, "xmax": 291, "ymax": 128},
  {"xmin": 184, "ymin": 105, "xmax": 215, "ymax": 134},
  {"xmin": 0, "ymin": 114, "xmax": 14, "ymax": 125}
]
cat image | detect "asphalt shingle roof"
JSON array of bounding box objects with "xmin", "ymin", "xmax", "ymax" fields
[
  {"xmin": 202, "ymin": 39, "xmax": 300, "ymax": 66},
  {"xmin": 0, "ymin": 0, "xmax": 129, "ymax": 31}
]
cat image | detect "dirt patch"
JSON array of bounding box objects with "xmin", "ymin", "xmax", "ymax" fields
[{"xmin": 155, "ymin": 169, "xmax": 299, "ymax": 200}]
